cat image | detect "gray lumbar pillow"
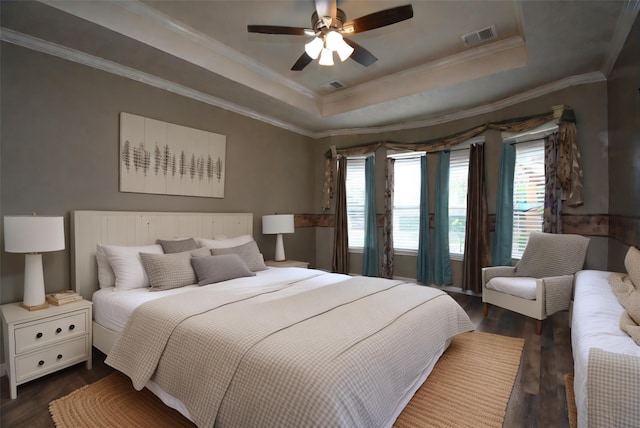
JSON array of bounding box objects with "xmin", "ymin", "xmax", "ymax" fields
[
  {"xmin": 156, "ymin": 237, "xmax": 199, "ymax": 254},
  {"xmin": 191, "ymin": 254, "xmax": 255, "ymax": 286}
]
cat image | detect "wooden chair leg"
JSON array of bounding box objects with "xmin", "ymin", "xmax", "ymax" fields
[
  {"xmin": 483, "ymin": 302, "xmax": 489, "ymax": 317},
  {"xmin": 536, "ymin": 319, "xmax": 542, "ymax": 335}
]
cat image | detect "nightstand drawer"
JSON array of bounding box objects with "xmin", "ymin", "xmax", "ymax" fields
[
  {"xmin": 15, "ymin": 336, "xmax": 89, "ymax": 382},
  {"xmin": 14, "ymin": 311, "xmax": 88, "ymax": 354}
]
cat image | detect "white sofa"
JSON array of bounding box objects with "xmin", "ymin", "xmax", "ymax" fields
[{"xmin": 571, "ymin": 269, "xmax": 640, "ymax": 427}]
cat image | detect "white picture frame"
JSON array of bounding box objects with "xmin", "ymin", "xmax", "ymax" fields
[{"xmin": 119, "ymin": 112, "xmax": 226, "ymax": 198}]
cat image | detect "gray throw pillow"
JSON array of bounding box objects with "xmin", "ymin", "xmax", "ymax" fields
[
  {"xmin": 157, "ymin": 238, "xmax": 199, "ymax": 254},
  {"xmin": 210, "ymin": 240, "xmax": 268, "ymax": 271},
  {"xmin": 191, "ymin": 254, "xmax": 255, "ymax": 285},
  {"xmin": 139, "ymin": 251, "xmax": 197, "ymax": 291}
]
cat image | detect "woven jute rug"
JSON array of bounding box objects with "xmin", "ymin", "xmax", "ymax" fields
[
  {"xmin": 50, "ymin": 331, "xmax": 524, "ymax": 428},
  {"xmin": 565, "ymin": 373, "xmax": 578, "ymax": 428}
]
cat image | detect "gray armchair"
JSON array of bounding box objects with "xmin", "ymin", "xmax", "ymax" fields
[{"xmin": 482, "ymin": 232, "xmax": 590, "ymax": 335}]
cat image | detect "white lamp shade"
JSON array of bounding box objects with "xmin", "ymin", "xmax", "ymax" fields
[
  {"xmin": 262, "ymin": 214, "xmax": 295, "ymax": 235},
  {"xmin": 4, "ymin": 216, "xmax": 65, "ymax": 253},
  {"xmin": 319, "ymin": 48, "xmax": 334, "ymax": 66},
  {"xmin": 305, "ymin": 37, "xmax": 323, "ymax": 59},
  {"xmin": 336, "ymin": 39, "xmax": 354, "ymax": 61}
]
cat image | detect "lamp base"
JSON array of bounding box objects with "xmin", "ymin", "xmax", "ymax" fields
[{"xmin": 20, "ymin": 302, "xmax": 50, "ymax": 311}]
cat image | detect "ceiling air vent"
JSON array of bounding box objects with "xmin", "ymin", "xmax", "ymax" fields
[
  {"xmin": 322, "ymin": 80, "xmax": 345, "ymax": 92},
  {"xmin": 461, "ymin": 25, "xmax": 497, "ymax": 48}
]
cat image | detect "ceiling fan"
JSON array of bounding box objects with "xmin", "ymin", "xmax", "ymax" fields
[{"xmin": 247, "ymin": 0, "xmax": 413, "ymax": 71}]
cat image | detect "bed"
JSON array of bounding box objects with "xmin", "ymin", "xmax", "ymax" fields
[{"xmin": 72, "ymin": 210, "xmax": 474, "ymax": 428}]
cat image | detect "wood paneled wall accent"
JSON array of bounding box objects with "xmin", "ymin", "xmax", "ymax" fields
[
  {"xmin": 562, "ymin": 214, "xmax": 609, "ymax": 237},
  {"xmin": 295, "ymin": 213, "xmax": 638, "ymax": 246},
  {"xmin": 608, "ymin": 215, "xmax": 640, "ymax": 247}
]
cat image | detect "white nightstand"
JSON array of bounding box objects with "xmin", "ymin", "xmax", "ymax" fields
[
  {"xmin": 1, "ymin": 299, "xmax": 92, "ymax": 399},
  {"xmin": 265, "ymin": 260, "xmax": 309, "ymax": 269}
]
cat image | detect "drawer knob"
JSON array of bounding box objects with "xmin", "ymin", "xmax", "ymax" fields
[
  {"xmin": 69, "ymin": 324, "xmax": 75, "ymax": 331},
  {"xmin": 36, "ymin": 332, "xmax": 43, "ymax": 339},
  {"xmin": 57, "ymin": 354, "xmax": 63, "ymax": 360},
  {"xmin": 38, "ymin": 360, "xmax": 44, "ymax": 366},
  {"xmin": 56, "ymin": 328, "xmax": 62, "ymax": 334}
]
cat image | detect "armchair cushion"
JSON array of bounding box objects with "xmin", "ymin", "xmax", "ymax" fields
[
  {"xmin": 515, "ymin": 232, "xmax": 590, "ymax": 278},
  {"xmin": 486, "ymin": 277, "xmax": 537, "ymax": 300}
]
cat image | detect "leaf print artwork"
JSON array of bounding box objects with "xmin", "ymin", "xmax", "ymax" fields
[{"xmin": 120, "ymin": 112, "xmax": 225, "ymax": 197}]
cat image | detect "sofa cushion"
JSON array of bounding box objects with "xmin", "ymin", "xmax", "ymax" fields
[{"xmin": 625, "ymin": 246, "xmax": 640, "ymax": 289}]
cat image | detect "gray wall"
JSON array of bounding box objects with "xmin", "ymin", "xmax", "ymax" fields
[
  {"xmin": 607, "ymin": 15, "xmax": 640, "ymax": 272},
  {"xmin": 313, "ymin": 82, "xmax": 612, "ymax": 281},
  {"xmin": 0, "ymin": 43, "xmax": 316, "ymax": 305}
]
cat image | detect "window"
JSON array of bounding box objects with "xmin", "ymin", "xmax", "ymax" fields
[
  {"xmin": 512, "ymin": 140, "xmax": 545, "ymax": 258},
  {"xmin": 448, "ymin": 149, "xmax": 470, "ymax": 255},
  {"xmin": 392, "ymin": 156, "xmax": 422, "ymax": 251},
  {"xmin": 346, "ymin": 157, "xmax": 365, "ymax": 249}
]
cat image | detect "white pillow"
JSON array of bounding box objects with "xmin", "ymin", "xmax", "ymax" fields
[
  {"xmin": 101, "ymin": 244, "xmax": 164, "ymax": 290},
  {"xmin": 197, "ymin": 235, "xmax": 253, "ymax": 249},
  {"xmin": 96, "ymin": 245, "xmax": 116, "ymax": 288}
]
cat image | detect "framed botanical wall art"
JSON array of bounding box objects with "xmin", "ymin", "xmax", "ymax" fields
[{"xmin": 119, "ymin": 112, "xmax": 226, "ymax": 198}]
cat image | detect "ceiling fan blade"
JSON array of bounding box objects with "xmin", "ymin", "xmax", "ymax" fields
[
  {"xmin": 343, "ymin": 38, "xmax": 377, "ymax": 67},
  {"xmin": 247, "ymin": 25, "xmax": 309, "ymax": 36},
  {"xmin": 342, "ymin": 4, "xmax": 413, "ymax": 34},
  {"xmin": 291, "ymin": 52, "xmax": 314, "ymax": 71}
]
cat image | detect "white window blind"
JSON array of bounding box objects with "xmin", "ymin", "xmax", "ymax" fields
[
  {"xmin": 449, "ymin": 149, "xmax": 469, "ymax": 255},
  {"xmin": 392, "ymin": 156, "xmax": 422, "ymax": 251},
  {"xmin": 346, "ymin": 157, "xmax": 366, "ymax": 249},
  {"xmin": 512, "ymin": 140, "xmax": 545, "ymax": 258}
]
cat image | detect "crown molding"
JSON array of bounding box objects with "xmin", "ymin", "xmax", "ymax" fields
[
  {"xmin": 0, "ymin": 29, "xmax": 608, "ymax": 140},
  {"xmin": 600, "ymin": 0, "xmax": 640, "ymax": 77},
  {"xmin": 313, "ymin": 71, "xmax": 607, "ymax": 138},
  {"xmin": 322, "ymin": 36, "xmax": 528, "ymax": 117},
  {"xmin": 39, "ymin": 0, "xmax": 320, "ymax": 115},
  {"xmin": 0, "ymin": 29, "xmax": 315, "ymax": 138},
  {"xmin": 115, "ymin": 0, "xmax": 317, "ymax": 100}
]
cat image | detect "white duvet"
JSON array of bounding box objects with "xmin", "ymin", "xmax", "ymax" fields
[{"xmin": 96, "ymin": 267, "xmax": 473, "ymax": 427}]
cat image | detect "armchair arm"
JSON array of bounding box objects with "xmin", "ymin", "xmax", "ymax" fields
[
  {"xmin": 540, "ymin": 274, "xmax": 574, "ymax": 315},
  {"xmin": 481, "ymin": 266, "xmax": 516, "ymax": 288},
  {"xmin": 587, "ymin": 348, "xmax": 640, "ymax": 427}
]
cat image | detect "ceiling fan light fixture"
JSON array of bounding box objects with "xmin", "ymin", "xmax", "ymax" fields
[
  {"xmin": 335, "ymin": 39, "xmax": 354, "ymax": 61},
  {"xmin": 324, "ymin": 31, "xmax": 343, "ymax": 51},
  {"xmin": 319, "ymin": 47, "xmax": 334, "ymax": 66},
  {"xmin": 305, "ymin": 37, "xmax": 323, "ymax": 59}
]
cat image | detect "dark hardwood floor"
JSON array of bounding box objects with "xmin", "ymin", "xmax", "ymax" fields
[{"xmin": 1, "ymin": 292, "xmax": 573, "ymax": 427}]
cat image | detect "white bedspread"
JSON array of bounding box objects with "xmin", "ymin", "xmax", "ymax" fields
[
  {"xmin": 571, "ymin": 270, "xmax": 640, "ymax": 428},
  {"xmin": 102, "ymin": 268, "xmax": 473, "ymax": 427}
]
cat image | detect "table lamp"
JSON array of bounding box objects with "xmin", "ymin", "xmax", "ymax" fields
[
  {"xmin": 4, "ymin": 215, "xmax": 65, "ymax": 310},
  {"xmin": 262, "ymin": 214, "xmax": 294, "ymax": 261}
]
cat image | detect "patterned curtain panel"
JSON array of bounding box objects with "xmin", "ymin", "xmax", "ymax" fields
[
  {"xmin": 433, "ymin": 151, "xmax": 453, "ymax": 285},
  {"xmin": 362, "ymin": 156, "xmax": 380, "ymax": 277},
  {"xmin": 382, "ymin": 158, "xmax": 395, "ymax": 279},
  {"xmin": 492, "ymin": 143, "xmax": 516, "ymax": 266},
  {"xmin": 462, "ymin": 144, "xmax": 490, "ymax": 293},
  {"xmin": 332, "ymin": 157, "xmax": 349, "ymax": 273},
  {"xmin": 416, "ymin": 156, "xmax": 432, "ymax": 284},
  {"xmin": 544, "ymin": 133, "xmax": 563, "ymax": 233}
]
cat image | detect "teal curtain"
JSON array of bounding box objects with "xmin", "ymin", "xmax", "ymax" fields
[
  {"xmin": 416, "ymin": 156, "xmax": 431, "ymax": 284},
  {"xmin": 433, "ymin": 151, "xmax": 453, "ymax": 285},
  {"xmin": 362, "ymin": 156, "xmax": 379, "ymax": 277},
  {"xmin": 492, "ymin": 143, "xmax": 516, "ymax": 266}
]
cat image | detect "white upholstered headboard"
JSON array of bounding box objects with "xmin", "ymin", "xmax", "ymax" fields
[{"xmin": 71, "ymin": 210, "xmax": 253, "ymax": 301}]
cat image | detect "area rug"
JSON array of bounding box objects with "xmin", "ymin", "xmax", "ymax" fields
[
  {"xmin": 565, "ymin": 373, "xmax": 577, "ymax": 428},
  {"xmin": 50, "ymin": 331, "xmax": 524, "ymax": 428}
]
